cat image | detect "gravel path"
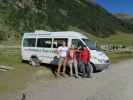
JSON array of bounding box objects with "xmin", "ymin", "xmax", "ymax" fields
[{"xmin": 22, "ymin": 59, "xmax": 133, "ymax": 100}]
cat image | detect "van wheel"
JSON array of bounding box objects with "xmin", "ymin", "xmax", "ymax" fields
[
  {"xmin": 29, "ymin": 58, "xmax": 40, "ymax": 67},
  {"xmin": 21, "ymin": 60, "xmax": 25, "ymax": 63}
]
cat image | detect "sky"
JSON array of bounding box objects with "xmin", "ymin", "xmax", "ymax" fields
[{"xmin": 96, "ymin": 0, "xmax": 133, "ymax": 15}]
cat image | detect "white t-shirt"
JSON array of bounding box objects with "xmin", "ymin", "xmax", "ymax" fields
[{"xmin": 58, "ymin": 46, "xmax": 68, "ymax": 57}]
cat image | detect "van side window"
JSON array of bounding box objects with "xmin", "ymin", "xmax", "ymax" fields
[
  {"xmin": 53, "ymin": 38, "xmax": 68, "ymax": 48},
  {"xmin": 72, "ymin": 39, "xmax": 85, "ymax": 49},
  {"xmin": 37, "ymin": 38, "xmax": 52, "ymax": 48},
  {"xmin": 23, "ymin": 38, "xmax": 36, "ymax": 47}
]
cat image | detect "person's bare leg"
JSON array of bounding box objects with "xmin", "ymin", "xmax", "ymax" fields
[
  {"xmin": 62, "ymin": 59, "xmax": 67, "ymax": 75},
  {"xmin": 63, "ymin": 62, "xmax": 66, "ymax": 74},
  {"xmin": 57, "ymin": 64, "xmax": 62, "ymax": 74},
  {"xmin": 69, "ymin": 63, "xmax": 73, "ymax": 76},
  {"xmin": 74, "ymin": 60, "xmax": 79, "ymax": 78}
]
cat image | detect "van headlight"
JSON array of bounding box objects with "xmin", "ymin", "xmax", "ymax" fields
[
  {"xmin": 92, "ymin": 56, "xmax": 103, "ymax": 64},
  {"xmin": 92, "ymin": 56, "xmax": 108, "ymax": 64}
]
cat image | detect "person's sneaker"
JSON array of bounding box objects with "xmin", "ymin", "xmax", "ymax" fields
[
  {"xmin": 61, "ymin": 73, "xmax": 68, "ymax": 77},
  {"xmin": 86, "ymin": 75, "xmax": 92, "ymax": 78},
  {"xmin": 69, "ymin": 74, "xmax": 73, "ymax": 77},
  {"xmin": 55, "ymin": 72, "xmax": 61, "ymax": 77},
  {"xmin": 81, "ymin": 74, "xmax": 86, "ymax": 78},
  {"xmin": 75, "ymin": 76, "xmax": 80, "ymax": 79}
]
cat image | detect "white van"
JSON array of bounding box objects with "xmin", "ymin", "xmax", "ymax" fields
[{"xmin": 21, "ymin": 30, "xmax": 110, "ymax": 72}]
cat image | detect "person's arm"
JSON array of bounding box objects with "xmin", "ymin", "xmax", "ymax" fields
[
  {"xmin": 57, "ymin": 47, "xmax": 61, "ymax": 58},
  {"xmin": 57, "ymin": 47, "xmax": 61, "ymax": 54},
  {"xmin": 66, "ymin": 49, "xmax": 70, "ymax": 60},
  {"xmin": 79, "ymin": 51, "xmax": 82, "ymax": 60}
]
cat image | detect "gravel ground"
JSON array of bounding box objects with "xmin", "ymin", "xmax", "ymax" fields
[{"xmin": 20, "ymin": 59, "xmax": 133, "ymax": 100}]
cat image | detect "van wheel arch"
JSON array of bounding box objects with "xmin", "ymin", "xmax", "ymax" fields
[
  {"xmin": 29, "ymin": 55, "xmax": 40, "ymax": 67},
  {"xmin": 31, "ymin": 55, "xmax": 38, "ymax": 59}
]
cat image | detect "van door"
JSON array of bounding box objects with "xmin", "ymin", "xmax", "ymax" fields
[
  {"xmin": 51, "ymin": 38, "xmax": 68, "ymax": 65},
  {"xmin": 36, "ymin": 38, "xmax": 52, "ymax": 63}
]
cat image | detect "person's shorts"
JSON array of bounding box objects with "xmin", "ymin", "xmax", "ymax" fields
[
  {"xmin": 58, "ymin": 57, "xmax": 66, "ymax": 65},
  {"xmin": 68, "ymin": 59, "xmax": 78, "ymax": 65},
  {"xmin": 68, "ymin": 60, "xmax": 73, "ymax": 64}
]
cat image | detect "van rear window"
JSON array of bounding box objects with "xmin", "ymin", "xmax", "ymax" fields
[{"xmin": 23, "ymin": 38, "xmax": 36, "ymax": 47}]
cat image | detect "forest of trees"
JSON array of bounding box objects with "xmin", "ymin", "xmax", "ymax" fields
[{"xmin": 0, "ymin": 0, "xmax": 133, "ymax": 41}]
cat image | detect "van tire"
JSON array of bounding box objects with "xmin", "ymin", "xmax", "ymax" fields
[
  {"xmin": 29, "ymin": 57, "xmax": 40, "ymax": 67},
  {"xmin": 21, "ymin": 60, "xmax": 28, "ymax": 63},
  {"xmin": 21, "ymin": 60, "xmax": 25, "ymax": 63}
]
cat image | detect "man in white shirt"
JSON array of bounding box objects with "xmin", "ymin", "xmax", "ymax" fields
[{"xmin": 57, "ymin": 41, "xmax": 68, "ymax": 77}]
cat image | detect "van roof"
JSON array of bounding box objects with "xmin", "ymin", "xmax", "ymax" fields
[{"xmin": 23, "ymin": 30, "xmax": 88, "ymax": 38}]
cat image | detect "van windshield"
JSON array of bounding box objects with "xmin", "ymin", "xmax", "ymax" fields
[{"xmin": 82, "ymin": 39, "xmax": 97, "ymax": 50}]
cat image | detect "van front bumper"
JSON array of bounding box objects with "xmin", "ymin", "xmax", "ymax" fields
[{"xmin": 94, "ymin": 63, "xmax": 110, "ymax": 71}]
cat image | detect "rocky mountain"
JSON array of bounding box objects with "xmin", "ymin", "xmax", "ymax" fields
[
  {"xmin": 113, "ymin": 13, "xmax": 129, "ymax": 19},
  {"xmin": 114, "ymin": 13, "xmax": 133, "ymax": 32}
]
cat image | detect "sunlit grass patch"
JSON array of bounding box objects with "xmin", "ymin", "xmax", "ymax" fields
[
  {"xmin": 107, "ymin": 51, "xmax": 133, "ymax": 63},
  {"xmin": 0, "ymin": 47, "xmax": 54, "ymax": 93}
]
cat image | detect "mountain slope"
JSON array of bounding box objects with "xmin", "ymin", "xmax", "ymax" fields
[
  {"xmin": 114, "ymin": 13, "xmax": 133, "ymax": 33},
  {"xmin": 0, "ymin": 0, "xmax": 132, "ymax": 41}
]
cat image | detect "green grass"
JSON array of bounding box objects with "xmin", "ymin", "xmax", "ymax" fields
[
  {"xmin": 0, "ymin": 48, "xmax": 54, "ymax": 94},
  {"xmin": 107, "ymin": 51, "xmax": 133, "ymax": 63},
  {"xmin": 89, "ymin": 32, "xmax": 133, "ymax": 46}
]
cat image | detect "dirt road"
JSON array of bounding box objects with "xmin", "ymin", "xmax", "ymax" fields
[{"xmin": 20, "ymin": 59, "xmax": 133, "ymax": 100}]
